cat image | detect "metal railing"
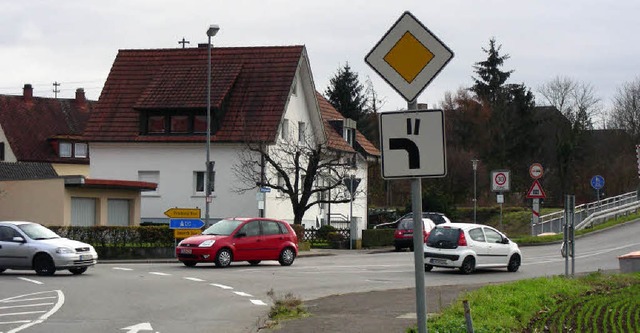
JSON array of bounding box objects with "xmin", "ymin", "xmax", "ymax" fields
[{"xmin": 532, "ymin": 191, "xmax": 639, "ymax": 235}]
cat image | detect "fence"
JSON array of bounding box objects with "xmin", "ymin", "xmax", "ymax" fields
[
  {"xmin": 302, "ymin": 228, "xmax": 350, "ymax": 243},
  {"xmin": 533, "ymin": 191, "xmax": 639, "ymax": 235}
]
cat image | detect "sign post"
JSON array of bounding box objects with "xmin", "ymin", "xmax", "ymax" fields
[
  {"xmin": 367, "ymin": 11, "xmax": 453, "ymax": 333},
  {"xmin": 491, "ymin": 170, "xmax": 510, "ymax": 230}
]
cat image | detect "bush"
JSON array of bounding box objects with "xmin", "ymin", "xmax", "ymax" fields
[
  {"xmin": 362, "ymin": 229, "xmax": 394, "ymax": 247},
  {"xmin": 316, "ymin": 225, "xmax": 337, "ymax": 241}
]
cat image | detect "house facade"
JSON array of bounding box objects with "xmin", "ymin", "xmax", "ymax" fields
[
  {"xmin": 84, "ymin": 44, "xmax": 379, "ymax": 234},
  {"xmin": 0, "ymin": 86, "xmax": 156, "ymax": 226}
]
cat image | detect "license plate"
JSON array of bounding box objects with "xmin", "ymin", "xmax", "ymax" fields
[
  {"xmin": 180, "ymin": 249, "xmax": 192, "ymax": 254},
  {"xmin": 79, "ymin": 254, "xmax": 92, "ymax": 261},
  {"xmin": 430, "ymin": 258, "xmax": 447, "ymax": 265},
  {"xmin": 404, "ymin": 233, "xmax": 413, "ymax": 237}
]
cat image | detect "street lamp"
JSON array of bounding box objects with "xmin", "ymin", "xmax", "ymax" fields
[
  {"xmin": 472, "ymin": 159, "xmax": 479, "ymax": 223},
  {"xmin": 205, "ymin": 24, "xmax": 220, "ymax": 226}
]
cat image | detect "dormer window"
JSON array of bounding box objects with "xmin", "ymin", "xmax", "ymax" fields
[
  {"xmin": 59, "ymin": 142, "xmax": 72, "ymax": 157},
  {"xmin": 342, "ymin": 118, "xmax": 357, "ymax": 147},
  {"xmin": 58, "ymin": 141, "xmax": 89, "ymax": 159}
]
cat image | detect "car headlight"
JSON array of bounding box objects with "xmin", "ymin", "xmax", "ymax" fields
[
  {"xmin": 199, "ymin": 240, "xmax": 216, "ymax": 247},
  {"xmin": 56, "ymin": 247, "xmax": 75, "ymax": 254}
]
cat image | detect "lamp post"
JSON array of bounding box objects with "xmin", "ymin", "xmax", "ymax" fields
[
  {"xmin": 205, "ymin": 24, "xmax": 220, "ymax": 226},
  {"xmin": 472, "ymin": 159, "xmax": 479, "ymax": 223}
]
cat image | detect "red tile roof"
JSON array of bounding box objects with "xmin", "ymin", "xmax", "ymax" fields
[
  {"xmin": 316, "ymin": 92, "xmax": 380, "ymax": 157},
  {"xmin": 0, "ymin": 90, "xmax": 93, "ymax": 163},
  {"xmin": 84, "ymin": 46, "xmax": 305, "ymax": 143}
]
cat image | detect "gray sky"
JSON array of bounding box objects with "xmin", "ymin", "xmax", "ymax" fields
[{"xmin": 1, "ymin": 1, "xmax": 638, "ymax": 124}]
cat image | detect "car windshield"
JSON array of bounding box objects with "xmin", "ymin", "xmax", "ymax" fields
[
  {"xmin": 397, "ymin": 219, "xmax": 415, "ymax": 230},
  {"xmin": 202, "ymin": 219, "xmax": 243, "ymax": 236},
  {"xmin": 18, "ymin": 223, "xmax": 61, "ymax": 240}
]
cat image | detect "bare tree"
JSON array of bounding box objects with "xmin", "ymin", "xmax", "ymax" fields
[
  {"xmin": 538, "ymin": 76, "xmax": 601, "ymax": 130},
  {"xmin": 608, "ymin": 77, "xmax": 640, "ymax": 141},
  {"xmin": 232, "ymin": 129, "xmax": 359, "ymax": 225}
]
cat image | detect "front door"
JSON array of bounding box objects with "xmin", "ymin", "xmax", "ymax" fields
[
  {"xmin": 0, "ymin": 226, "xmax": 29, "ymax": 268},
  {"xmin": 483, "ymin": 227, "xmax": 511, "ymax": 266}
]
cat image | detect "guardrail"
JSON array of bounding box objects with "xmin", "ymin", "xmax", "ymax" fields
[{"xmin": 532, "ymin": 191, "xmax": 639, "ymax": 235}]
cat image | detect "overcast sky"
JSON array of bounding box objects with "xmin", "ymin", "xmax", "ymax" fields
[{"xmin": 1, "ymin": 1, "xmax": 638, "ymax": 124}]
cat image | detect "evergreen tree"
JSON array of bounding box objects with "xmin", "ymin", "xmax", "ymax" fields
[
  {"xmin": 324, "ymin": 63, "xmax": 368, "ymax": 123},
  {"xmin": 471, "ymin": 38, "xmax": 514, "ymax": 104}
]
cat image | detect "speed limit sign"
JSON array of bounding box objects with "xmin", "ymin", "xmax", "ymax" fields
[{"xmin": 491, "ymin": 170, "xmax": 511, "ymax": 192}]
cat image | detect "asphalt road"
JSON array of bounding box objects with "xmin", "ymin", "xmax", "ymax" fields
[{"xmin": 0, "ymin": 220, "xmax": 638, "ymax": 333}]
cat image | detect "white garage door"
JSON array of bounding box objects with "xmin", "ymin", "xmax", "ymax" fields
[
  {"xmin": 71, "ymin": 197, "xmax": 96, "ymax": 226},
  {"xmin": 108, "ymin": 199, "xmax": 130, "ymax": 226}
]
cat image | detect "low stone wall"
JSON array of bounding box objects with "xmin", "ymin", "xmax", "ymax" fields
[{"xmin": 618, "ymin": 251, "xmax": 640, "ymax": 273}]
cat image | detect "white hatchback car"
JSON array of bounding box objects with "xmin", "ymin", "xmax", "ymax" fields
[
  {"xmin": 0, "ymin": 221, "xmax": 98, "ymax": 276},
  {"xmin": 423, "ymin": 223, "xmax": 521, "ymax": 274}
]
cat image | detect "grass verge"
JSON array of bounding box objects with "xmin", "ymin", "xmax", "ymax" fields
[
  {"xmin": 407, "ymin": 272, "xmax": 640, "ymax": 333},
  {"xmin": 261, "ymin": 289, "xmax": 309, "ymax": 329}
]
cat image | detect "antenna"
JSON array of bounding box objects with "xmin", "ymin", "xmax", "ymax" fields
[{"xmin": 53, "ymin": 81, "xmax": 61, "ymax": 98}]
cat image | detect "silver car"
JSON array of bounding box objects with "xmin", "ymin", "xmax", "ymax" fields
[{"xmin": 0, "ymin": 221, "xmax": 98, "ymax": 276}]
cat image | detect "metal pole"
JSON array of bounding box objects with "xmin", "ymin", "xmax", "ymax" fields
[
  {"xmin": 205, "ymin": 32, "xmax": 212, "ymax": 227},
  {"xmin": 408, "ymin": 100, "xmax": 427, "ymax": 333},
  {"xmin": 472, "ymin": 159, "xmax": 478, "ymax": 223},
  {"xmin": 349, "ymin": 174, "xmax": 354, "ymax": 250}
]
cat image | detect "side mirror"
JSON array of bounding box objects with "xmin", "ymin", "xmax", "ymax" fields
[
  {"xmin": 501, "ymin": 238, "xmax": 510, "ymax": 244},
  {"xmin": 235, "ymin": 232, "xmax": 247, "ymax": 238},
  {"xmin": 12, "ymin": 236, "xmax": 25, "ymax": 243}
]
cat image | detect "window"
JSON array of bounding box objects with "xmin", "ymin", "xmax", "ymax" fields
[
  {"xmin": 262, "ymin": 221, "xmax": 282, "ymax": 235},
  {"xmin": 276, "ymin": 175, "xmax": 285, "ymax": 197},
  {"xmin": 0, "ymin": 226, "xmax": 19, "ymax": 241},
  {"xmin": 344, "ymin": 127, "xmax": 355, "ymax": 147},
  {"xmin": 0, "ymin": 142, "xmax": 4, "ymax": 161},
  {"xmin": 291, "ymin": 77, "xmax": 297, "ymax": 96},
  {"xmin": 193, "ymin": 115, "xmax": 207, "ymax": 133},
  {"xmin": 138, "ymin": 171, "xmax": 160, "ymax": 195},
  {"xmin": 147, "ymin": 116, "xmax": 165, "ymax": 133},
  {"xmin": 74, "ymin": 143, "xmax": 88, "ymax": 158},
  {"xmin": 59, "ymin": 142, "xmax": 72, "ymax": 158},
  {"xmin": 281, "ymin": 119, "xmax": 289, "ymax": 140},
  {"xmin": 484, "ymin": 228, "xmax": 503, "ymax": 243},
  {"xmin": 298, "ymin": 121, "xmax": 306, "ymax": 143},
  {"xmin": 194, "ymin": 170, "xmax": 215, "ymax": 195},
  {"xmin": 239, "ymin": 221, "xmax": 261, "ymax": 237},
  {"xmin": 468, "ymin": 228, "xmax": 486, "ymax": 242},
  {"xmin": 170, "ymin": 115, "xmax": 189, "ymax": 133}
]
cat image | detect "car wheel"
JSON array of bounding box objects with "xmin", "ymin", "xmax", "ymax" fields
[
  {"xmin": 34, "ymin": 254, "xmax": 56, "ymax": 276},
  {"xmin": 424, "ymin": 264, "xmax": 433, "ymax": 272},
  {"xmin": 459, "ymin": 256, "xmax": 475, "ymax": 275},
  {"xmin": 507, "ymin": 254, "xmax": 521, "ymax": 272},
  {"xmin": 214, "ymin": 248, "xmax": 232, "ymax": 267},
  {"xmin": 182, "ymin": 261, "xmax": 197, "ymax": 267},
  {"xmin": 278, "ymin": 247, "xmax": 296, "ymax": 266},
  {"xmin": 248, "ymin": 260, "xmax": 261, "ymax": 266},
  {"xmin": 69, "ymin": 267, "xmax": 88, "ymax": 275}
]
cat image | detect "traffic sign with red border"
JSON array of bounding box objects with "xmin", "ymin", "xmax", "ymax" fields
[
  {"xmin": 526, "ymin": 179, "xmax": 546, "ymax": 199},
  {"xmin": 529, "ymin": 163, "xmax": 544, "ymax": 179},
  {"xmin": 491, "ymin": 170, "xmax": 510, "ymax": 192}
]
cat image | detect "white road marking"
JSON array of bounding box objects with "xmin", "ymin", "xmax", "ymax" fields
[
  {"xmin": 250, "ymin": 300, "xmax": 268, "ymax": 306},
  {"xmin": 233, "ymin": 291, "xmax": 253, "ymax": 297},
  {"xmin": 0, "ymin": 303, "xmax": 54, "ymax": 310},
  {"xmin": 112, "ymin": 267, "xmax": 133, "ymax": 271},
  {"xmin": 149, "ymin": 272, "xmax": 171, "ymax": 276},
  {"xmin": 16, "ymin": 278, "xmax": 43, "ymax": 285},
  {"xmin": 210, "ymin": 283, "xmax": 233, "ymax": 290},
  {"xmin": 0, "ymin": 319, "xmax": 31, "ymax": 324},
  {"xmin": 0, "ymin": 290, "xmax": 64, "ymax": 333},
  {"xmin": 0, "ymin": 311, "xmax": 47, "ymax": 317},
  {"xmin": 184, "ymin": 277, "xmax": 205, "ymax": 282}
]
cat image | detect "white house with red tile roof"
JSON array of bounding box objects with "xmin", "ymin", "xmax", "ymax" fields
[{"xmin": 84, "ymin": 44, "xmax": 379, "ymax": 232}]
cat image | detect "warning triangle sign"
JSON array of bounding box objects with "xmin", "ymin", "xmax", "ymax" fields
[{"xmin": 526, "ymin": 179, "xmax": 546, "ymax": 199}]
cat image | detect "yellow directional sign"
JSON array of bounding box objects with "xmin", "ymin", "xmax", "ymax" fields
[
  {"xmin": 174, "ymin": 229, "xmax": 201, "ymax": 239},
  {"xmin": 164, "ymin": 207, "xmax": 201, "ymax": 218}
]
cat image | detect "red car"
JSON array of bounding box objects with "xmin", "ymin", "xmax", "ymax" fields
[
  {"xmin": 176, "ymin": 217, "xmax": 298, "ymax": 268},
  {"xmin": 393, "ymin": 217, "xmax": 436, "ymax": 251}
]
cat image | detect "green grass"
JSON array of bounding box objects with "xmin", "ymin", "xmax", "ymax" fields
[
  {"xmin": 406, "ymin": 272, "xmax": 640, "ymax": 333},
  {"xmin": 263, "ymin": 289, "xmax": 308, "ymax": 329}
]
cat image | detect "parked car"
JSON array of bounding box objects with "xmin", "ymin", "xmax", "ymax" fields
[
  {"xmin": 423, "ymin": 223, "xmax": 521, "ymax": 274},
  {"xmin": 0, "ymin": 221, "xmax": 98, "ymax": 276},
  {"xmin": 393, "ymin": 217, "xmax": 436, "ymax": 251},
  {"xmin": 374, "ymin": 212, "xmax": 451, "ymax": 229},
  {"xmin": 176, "ymin": 217, "xmax": 298, "ymax": 268}
]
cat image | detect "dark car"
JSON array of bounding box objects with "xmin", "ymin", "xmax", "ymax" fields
[
  {"xmin": 176, "ymin": 217, "xmax": 298, "ymax": 268},
  {"xmin": 374, "ymin": 212, "xmax": 451, "ymax": 229},
  {"xmin": 393, "ymin": 217, "xmax": 436, "ymax": 251}
]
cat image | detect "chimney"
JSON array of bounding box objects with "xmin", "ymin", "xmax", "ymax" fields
[
  {"xmin": 75, "ymin": 88, "xmax": 86, "ymax": 104},
  {"xmin": 23, "ymin": 84, "xmax": 33, "ymax": 102}
]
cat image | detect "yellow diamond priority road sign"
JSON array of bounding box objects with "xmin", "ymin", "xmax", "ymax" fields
[{"xmin": 365, "ymin": 11, "xmax": 454, "ymax": 102}]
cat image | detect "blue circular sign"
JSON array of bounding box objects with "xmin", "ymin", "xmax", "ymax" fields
[{"xmin": 591, "ymin": 175, "xmax": 605, "ymax": 190}]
